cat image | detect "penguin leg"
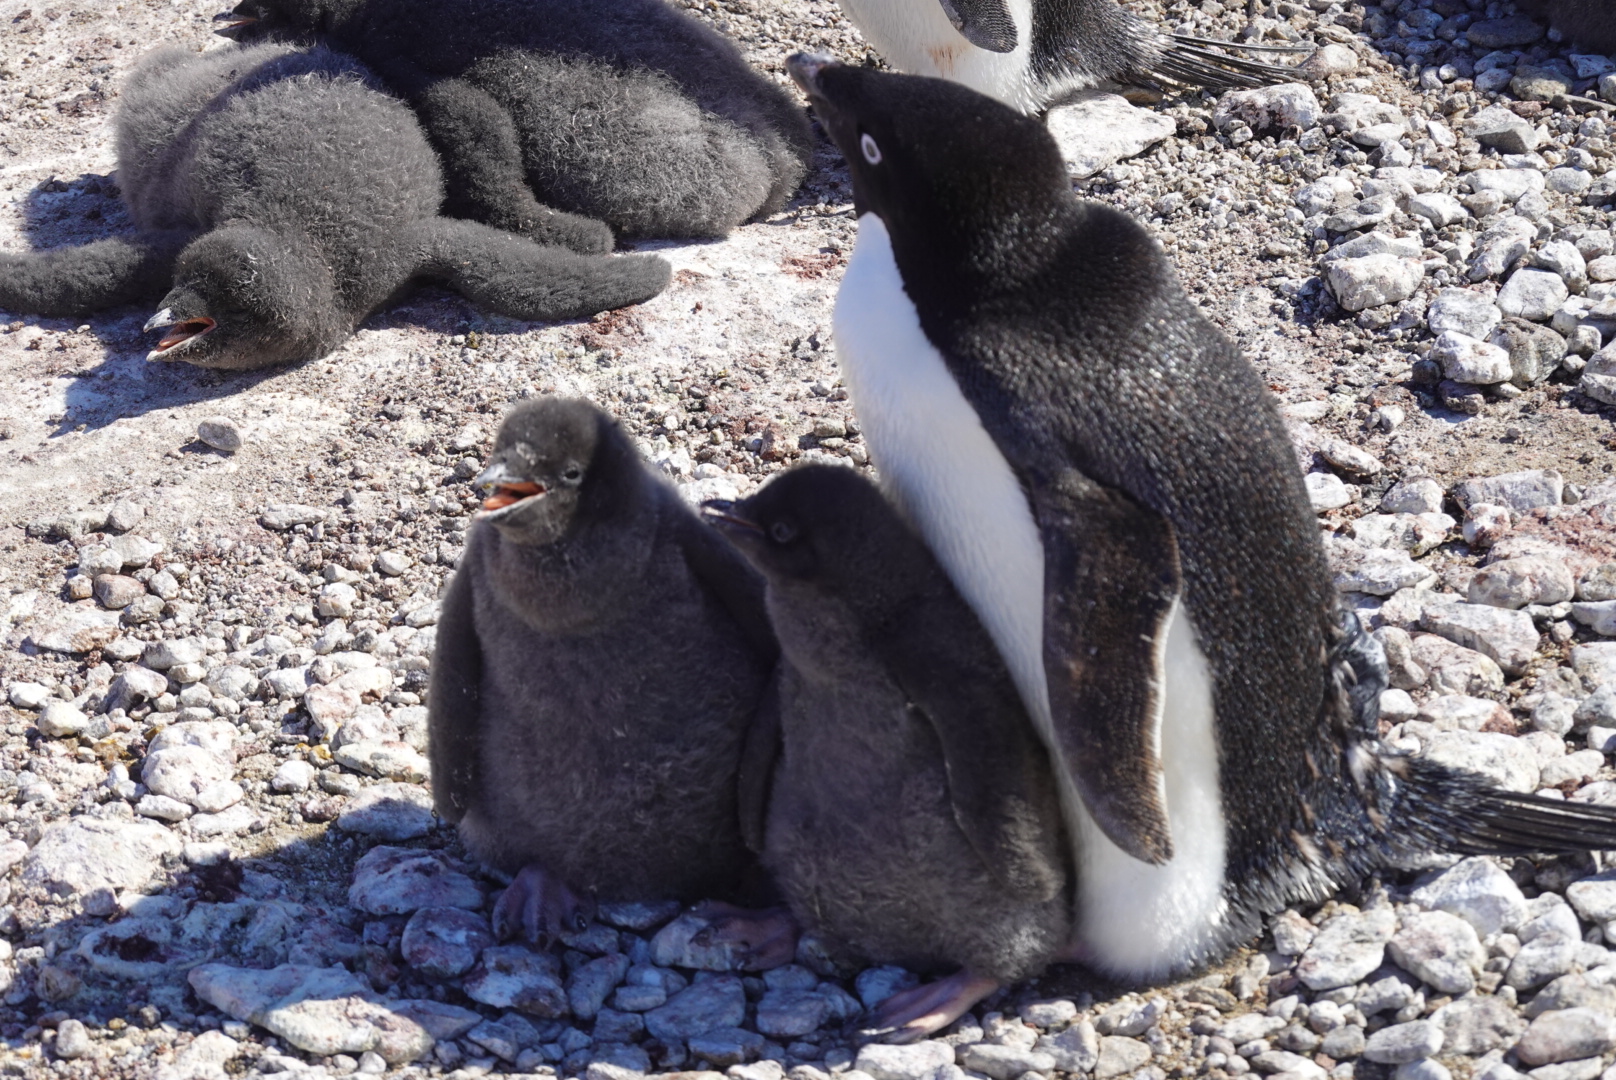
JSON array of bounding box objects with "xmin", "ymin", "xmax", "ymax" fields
[
  {"xmin": 404, "ymin": 218, "xmax": 671, "ymax": 322},
  {"xmin": 492, "ymin": 863, "xmax": 595, "ymax": 947},
  {"xmin": 0, "ymin": 230, "xmax": 191, "ymax": 317},
  {"xmin": 856, "ymin": 970, "xmax": 1001, "ymax": 1045},
  {"xmin": 409, "ymin": 75, "xmax": 616, "ymax": 255},
  {"xmin": 688, "ymin": 899, "xmax": 799, "ymax": 971}
]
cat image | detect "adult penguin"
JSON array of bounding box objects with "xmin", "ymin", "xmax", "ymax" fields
[
  {"xmin": 787, "ymin": 53, "xmax": 1616, "ymax": 1035},
  {"xmin": 831, "ymin": 0, "xmax": 1304, "ymax": 113}
]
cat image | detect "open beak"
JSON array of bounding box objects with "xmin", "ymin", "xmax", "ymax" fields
[
  {"xmin": 144, "ymin": 309, "xmax": 217, "ymax": 361},
  {"xmin": 475, "ymin": 461, "xmax": 547, "ymax": 518},
  {"xmin": 702, "ymin": 499, "xmax": 763, "ymax": 537},
  {"xmin": 213, "ymin": 9, "xmax": 257, "ymax": 34}
]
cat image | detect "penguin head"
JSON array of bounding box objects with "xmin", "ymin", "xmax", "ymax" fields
[
  {"xmin": 785, "ymin": 54, "xmax": 1069, "ymax": 270},
  {"xmin": 476, "ymin": 398, "xmax": 634, "ymax": 546},
  {"xmin": 145, "ymin": 226, "xmax": 342, "ymax": 370},
  {"xmin": 705, "ymin": 464, "xmax": 928, "ymax": 606},
  {"xmin": 213, "ymin": 0, "xmax": 340, "ymax": 41}
]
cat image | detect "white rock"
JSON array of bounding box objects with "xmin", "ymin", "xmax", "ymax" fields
[
  {"xmin": 1499, "ymin": 269, "xmax": 1571, "ymax": 321},
  {"xmin": 317, "ymin": 582, "xmax": 359, "ymax": 619},
  {"xmin": 272, "ymin": 759, "xmax": 316, "ymax": 793},
  {"xmin": 336, "ymin": 783, "xmax": 435, "ymax": 840},
  {"xmin": 1307, "ymin": 472, "xmax": 1353, "ymax": 510},
  {"xmin": 857, "ymin": 1042, "xmax": 957, "ymax": 1080},
  {"xmin": 1215, "ymin": 83, "xmax": 1321, "ymax": 133},
  {"xmin": 1388, "ymin": 911, "xmax": 1486, "ymax": 994},
  {"xmin": 21, "ymin": 816, "xmax": 182, "ymax": 897},
  {"xmin": 376, "ymin": 551, "xmax": 412, "ymax": 577},
  {"xmin": 1296, "ymin": 907, "xmax": 1397, "ymax": 990},
  {"xmin": 1464, "ymin": 504, "xmax": 1513, "ymax": 548},
  {"xmin": 7, "ymin": 682, "xmax": 50, "ymax": 709},
  {"xmin": 1406, "ymin": 192, "xmax": 1467, "ymax": 227},
  {"xmin": 1454, "ymin": 470, "xmax": 1564, "ymax": 512},
  {"xmin": 1470, "ymin": 216, "xmax": 1538, "ymax": 281},
  {"xmin": 1326, "ymin": 254, "xmax": 1425, "ymax": 312},
  {"xmin": 1422, "ymin": 731, "xmax": 1539, "ymax": 792},
  {"xmin": 1382, "ymin": 477, "xmax": 1446, "ymax": 515},
  {"xmin": 1430, "ymin": 331, "xmax": 1512, "ymax": 384},
  {"xmin": 1469, "ymin": 556, "xmax": 1576, "ymax": 608},
  {"xmin": 142, "ymin": 746, "xmax": 243, "ymax": 812},
  {"xmin": 1421, "ymin": 601, "xmax": 1541, "ymax": 674},
  {"xmin": 1046, "ymin": 92, "xmax": 1176, "ymax": 179},
  {"xmin": 37, "ymin": 701, "xmax": 89, "ymax": 738}
]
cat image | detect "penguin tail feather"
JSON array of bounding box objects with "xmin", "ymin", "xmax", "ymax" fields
[
  {"xmin": 1151, "ymin": 37, "xmax": 1302, "ymax": 89},
  {"xmin": 1388, "ymin": 757, "xmax": 1616, "ymax": 857}
]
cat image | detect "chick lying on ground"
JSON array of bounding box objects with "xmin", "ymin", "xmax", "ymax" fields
[
  {"xmin": 0, "ymin": 44, "xmax": 669, "ymax": 371},
  {"xmin": 218, "ymin": 0, "xmax": 813, "ymax": 241}
]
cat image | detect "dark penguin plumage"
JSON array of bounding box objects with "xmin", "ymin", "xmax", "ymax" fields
[
  {"xmin": 708, "ymin": 464, "xmax": 1072, "ymax": 1041},
  {"xmin": 832, "ymin": 0, "xmax": 1303, "ymax": 113},
  {"xmin": 0, "ymin": 45, "xmax": 668, "ymax": 370},
  {"xmin": 1515, "ymin": 0, "xmax": 1616, "ymax": 53},
  {"xmin": 790, "ymin": 54, "xmax": 1616, "ymax": 1010},
  {"xmin": 428, "ymin": 398, "xmax": 778, "ymax": 943},
  {"xmin": 219, "ymin": 0, "xmax": 813, "ymax": 241}
]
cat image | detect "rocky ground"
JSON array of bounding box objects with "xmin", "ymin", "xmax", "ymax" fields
[{"xmin": 2, "ymin": 0, "xmax": 1616, "ymax": 1077}]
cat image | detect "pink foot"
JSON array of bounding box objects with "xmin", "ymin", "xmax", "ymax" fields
[
  {"xmin": 858, "ymin": 970, "xmax": 1001, "ymax": 1045},
  {"xmin": 690, "ymin": 900, "xmax": 801, "ymax": 971},
  {"xmin": 492, "ymin": 863, "xmax": 593, "ymax": 946}
]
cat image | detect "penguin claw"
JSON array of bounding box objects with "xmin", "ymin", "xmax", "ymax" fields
[
  {"xmin": 855, "ymin": 971, "xmax": 1001, "ymax": 1045},
  {"xmin": 687, "ymin": 901, "xmax": 800, "ymax": 971},
  {"xmin": 493, "ymin": 863, "xmax": 593, "ymax": 946}
]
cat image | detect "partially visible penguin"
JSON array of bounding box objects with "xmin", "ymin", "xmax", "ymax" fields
[
  {"xmin": 1515, "ymin": 0, "xmax": 1616, "ymax": 53},
  {"xmin": 830, "ymin": 0, "xmax": 1301, "ymax": 113},
  {"xmin": 429, "ymin": 398, "xmax": 781, "ymax": 946},
  {"xmin": 786, "ymin": 54, "xmax": 1616, "ymax": 1037},
  {"xmin": 217, "ymin": 0, "xmax": 813, "ymax": 240},
  {"xmin": 706, "ymin": 464, "xmax": 1074, "ymax": 1041},
  {"xmin": 0, "ymin": 44, "xmax": 668, "ymax": 370}
]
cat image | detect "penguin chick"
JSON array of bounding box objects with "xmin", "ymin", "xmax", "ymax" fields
[
  {"xmin": 429, "ymin": 398, "xmax": 780, "ymax": 946},
  {"xmin": 1515, "ymin": 0, "xmax": 1616, "ymax": 53},
  {"xmin": 707, "ymin": 464, "xmax": 1071, "ymax": 1043},
  {"xmin": 788, "ymin": 54, "xmax": 1616, "ymax": 991},
  {"xmin": 831, "ymin": 0, "xmax": 1305, "ymax": 113},
  {"xmin": 0, "ymin": 45, "xmax": 669, "ymax": 369},
  {"xmin": 218, "ymin": 0, "xmax": 813, "ymax": 240}
]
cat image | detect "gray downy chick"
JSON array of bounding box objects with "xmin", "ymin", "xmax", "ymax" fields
[
  {"xmin": 0, "ymin": 44, "xmax": 669, "ymax": 370},
  {"xmin": 708, "ymin": 464, "xmax": 1071, "ymax": 1042},
  {"xmin": 217, "ymin": 0, "xmax": 813, "ymax": 241},
  {"xmin": 429, "ymin": 397, "xmax": 779, "ymax": 945}
]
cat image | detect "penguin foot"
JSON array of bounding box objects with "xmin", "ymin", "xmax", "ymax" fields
[
  {"xmin": 688, "ymin": 900, "xmax": 800, "ymax": 971},
  {"xmin": 492, "ymin": 863, "xmax": 594, "ymax": 946},
  {"xmin": 856, "ymin": 970, "xmax": 1001, "ymax": 1045}
]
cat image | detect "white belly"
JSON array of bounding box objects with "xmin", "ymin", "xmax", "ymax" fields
[
  {"xmin": 832, "ymin": 212, "xmax": 1230, "ymax": 977},
  {"xmin": 834, "ymin": 0, "xmax": 1043, "ymax": 112}
]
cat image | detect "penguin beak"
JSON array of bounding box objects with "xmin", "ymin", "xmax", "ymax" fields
[
  {"xmin": 786, "ymin": 53, "xmax": 836, "ymax": 99},
  {"xmin": 213, "ymin": 9, "xmax": 258, "ymax": 34},
  {"xmin": 475, "ymin": 460, "xmax": 547, "ymax": 517},
  {"xmin": 144, "ymin": 310, "xmax": 217, "ymax": 361},
  {"xmin": 702, "ymin": 500, "xmax": 763, "ymax": 538}
]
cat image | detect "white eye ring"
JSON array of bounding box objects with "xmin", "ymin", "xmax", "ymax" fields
[{"xmin": 860, "ymin": 133, "xmax": 882, "ymax": 165}]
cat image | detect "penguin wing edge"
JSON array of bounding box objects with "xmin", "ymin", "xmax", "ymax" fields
[
  {"xmin": 1036, "ymin": 475, "xmax": 1181, "ymax": 866},
  {"xmin": 425, "ymin": 559, "xmax": 484, "ymax": 822},
  {"xmin": 936, "ymin": 0, "xmax": 1019, "ymax": 52}
]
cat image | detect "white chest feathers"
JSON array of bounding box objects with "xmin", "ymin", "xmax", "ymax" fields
[
  {"xmin": 833, "ymin": 0, "xmax": 1043, "ymax": 112},
  {"xmin": 832, "ymin": 212, "xmax": 1231, "ymax": 978}
]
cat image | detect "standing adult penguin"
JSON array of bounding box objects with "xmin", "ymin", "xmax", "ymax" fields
[
  {"xmin": 428, "ymin": 398, "xmax": 782, "ymax": 947},
  {"xmin": 831, "ymin": 0, "xmax": 1303, "ymax": 113},
  {"xmin": 786, "ymin": 54, "xmax": 1616, "ymax": 1038},
  {"xmin": 708, "ymin": 464, "xmax": 1074, "ymax": 1043},
  {"xmin": 217, "ymin": 0, "xmax": 813, "ymax": 242}
]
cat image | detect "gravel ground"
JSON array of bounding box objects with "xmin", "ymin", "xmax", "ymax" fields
[{"xmin": 2, "ymin": 0, "xmax": 1616, "ymax": 1077}]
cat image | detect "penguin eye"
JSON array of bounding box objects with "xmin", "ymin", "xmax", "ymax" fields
[
  {"xmin": 562, "ymin": 465, "xmax": 583, "ymax": 483},
  {"xmin": 860, "ymin": 133, "xmax": 882, "ymax": 165},
  {"xmin": 769, "ymin": 520, "xmax": 798, "ymax": 544}
]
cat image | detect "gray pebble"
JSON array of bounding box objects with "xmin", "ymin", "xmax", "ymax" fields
[{"xmin": 197, "ymin": 417, "xmax": 244, "ymax": 453}]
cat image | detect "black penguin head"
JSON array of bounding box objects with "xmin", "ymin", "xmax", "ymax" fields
[
  {"xmin": 214, "ymin": 0, "xmax": 342, "ymax": 41},
  {"xmin": 785, "ymin": 54, "xmax": 1070, "ymax": 274},
  {"xmin": 705, "ymin": 465, "xmax": 926, "ymax": 604},
  {"xmin": 145, "ymin": 226, "xmax": 341, "ymax": 371},
  {"xmin": 148, "ymin": 224, "xmax": 344, "ymax": 371},
  {"xmin": 476, "ymin": 398, "xmax": 634, "ymax": 547}
]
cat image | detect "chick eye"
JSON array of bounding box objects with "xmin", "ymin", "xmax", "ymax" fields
[
  {"xmin": 562, "ymin": 466, "xmax": 583, "ymax": 482},
  {"xmin": 769, "ymin": 521, "xmax": 798, "ymax": 544},
  {"xmin": 860, "ymin": 133, "xmax": 882, "ymax": 165}
]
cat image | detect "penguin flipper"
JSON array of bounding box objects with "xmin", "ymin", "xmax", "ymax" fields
[
  {"xmin": 675, "ymin": 501, "xmax": 780, "ymax": 666},
  {"xmin": 878, "ymin": 590, "xmax": 1067, "ymax": 902},
  {"xmin": 405, "ymin": 217, "xmax": 671, "ymax": 322},
  {"xmin": 935, "ymin": 0, "xmax": 1018, "ymax": 52},
  {"xmin": 409, "ymin": 75, "xmax": 617, "ymax": 255},
  {"xmin": 425, "ymin": 547, "xmax": 484, "ymax": 823},
  {"xmin": 1388, "ymin": 757, "xmax": 1616, "ymax": 857},
  {"xmin": 0, "ymin": 230, "xmax": 191, "ymax": 317},
  {"xmin": 1036, "ymin": 474, "xmax": 1181, "ymax": 866}
]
